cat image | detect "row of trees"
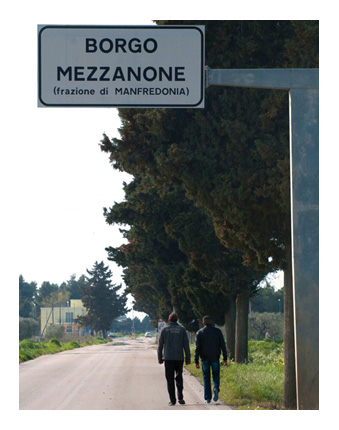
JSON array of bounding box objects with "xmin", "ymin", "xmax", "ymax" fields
[
  {"xmin": 112, "ymin": 315, "xmax": 153, "ymax": 335},
  {"xmin": 19, "ymin": 274, "xmax": 87, "ymax": 319},
  {"xmin": 19, "ymin": 273, "xmax": 283, "ymax": 321},
  {"xmin": 20, "ymin": 271, "xmax": 281, "ymax": 338},
  {"xmin": 251, "ymin": 283, "xmax": 284, "ymax": 313},
  {"xmin": 19, "ymin": 261, "xmax": 129, "ymax": 338},
  {"xmin": 99, "ymin": 20, "xmax": 318, "ymax": 409}
]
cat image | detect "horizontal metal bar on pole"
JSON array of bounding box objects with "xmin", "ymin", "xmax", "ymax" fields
[{"xmin": 206, "ymin": 67, "xmax": 319, "ymax": 90}]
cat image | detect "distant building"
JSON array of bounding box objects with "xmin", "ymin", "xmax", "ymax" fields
[{"xmin": 40, "ymin": 299, "xmax": 87, "ymax": 336}]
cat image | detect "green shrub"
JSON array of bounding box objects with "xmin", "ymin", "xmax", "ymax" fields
[
  {"xmin": 45, "ymin": 325, "xmax": 65, "ymax": 341},
  {"xmin": 19, "ymin": 339, "xmax": 41, "ymax": 349},
  {"xmin": 19, "ymin": 339, "xmax": 47, "ymax": 362},
  {"xmin": 19, "ymin": 335, "xmax": 108, "ymax": 363},
  {"xmin": 19, "ymin": 317, "xmax": 40, "ymax": 340},
  {"xmin": 48, "ymin": 338, "xmax": 62, "ymax": 347},
  {"xmin": 248, "ymin": 312, "xmax": 283, "ymax": 340},
  {"xmin": 64, "ymin": 341, "xmax": 80, "ymax": 350},
  {"xmin": 19, "ymin": 350, "xmax": 35, "ymax": 362}
]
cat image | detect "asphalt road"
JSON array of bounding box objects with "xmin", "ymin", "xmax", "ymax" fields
[{"xmin": 19, "ymin": 337, "xmax": 232, "ymax": 410}]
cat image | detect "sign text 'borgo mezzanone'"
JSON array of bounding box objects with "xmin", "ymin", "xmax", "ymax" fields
[{"xmin": 38, "ymin": 25, "xmax": 205, "ymax": 108}]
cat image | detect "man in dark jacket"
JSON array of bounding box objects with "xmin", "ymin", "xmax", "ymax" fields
[
  {"xmin": 158, "ymin": 313, "xmax": 191, "ymax": 406},
  {"xmin": 194, "ymin": 316, "xmax": 227, "ymax": 403}
]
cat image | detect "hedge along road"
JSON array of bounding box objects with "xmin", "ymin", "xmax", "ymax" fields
[{"xmin": 19, "ymin": 337, "xmax": 232, "ymax": 410}]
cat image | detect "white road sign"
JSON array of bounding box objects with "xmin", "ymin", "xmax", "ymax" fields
[{"xmin": 38, "ymin": 25, "xmax": 205, "ymax": 108}]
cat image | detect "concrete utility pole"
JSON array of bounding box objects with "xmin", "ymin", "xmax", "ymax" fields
[{"xmin": 206, "ymin": 68, "xmax": 319, "ymax": 410}]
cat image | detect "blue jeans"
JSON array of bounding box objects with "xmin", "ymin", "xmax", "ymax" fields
[{"xmin": 201, "ymin": 359, "xmax": 220, "ymax": 401}]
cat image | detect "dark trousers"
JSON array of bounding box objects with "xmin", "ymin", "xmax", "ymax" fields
[
  {"xmin": 201, "ymin": 359, "xmax": 220, "ymax": 401},
  {"xmin": 164, "ymin": 360, "xmax": 184, "ymax": 403}
]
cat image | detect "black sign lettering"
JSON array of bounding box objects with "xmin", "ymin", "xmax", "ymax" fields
[
  {"xmin": 57, "ymin": 66, "xmax": 72, "ymax": 80},
  {"xmin": 56, "ymin": 66, "xmax": 186, "ymax": 82},
  {"xmin": 85, "ymin": 38, "xmax": 97, "ymax": 53},
  {"xmin": 85, "ymin": 38, "xmax": 158, "ymax": 54}
]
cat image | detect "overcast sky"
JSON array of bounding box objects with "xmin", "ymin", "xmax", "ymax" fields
[
  {"xmin": 16, "ymin": 108, "xmax": 130, "ymax": 285},
  {"xmin": 4, "ymin": 6, "xmax": 155, "ymax": 318}
]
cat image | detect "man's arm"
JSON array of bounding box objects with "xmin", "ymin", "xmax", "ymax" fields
[
  {"xmin": 157, "ymin": 331, "xmax": 164, "ymax": 364},
  {"xmin": 194, "ymin": 331, "xmax": 201, "ymax": 368},
  {"xmin": 183, "ymin": 330, "xmax": 191, "ymax": 364},
  {"xmin": 219, "ymin": 330, "xmax": 228, "ymax": 365}
]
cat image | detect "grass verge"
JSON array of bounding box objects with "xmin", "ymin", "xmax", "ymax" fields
[
  {"xmin": 185, "ymin": 339, "xmax": 284, "ymax": 410},
  {"xmin": 19, "ymin": 336, "xmax": 108, "ymax": 363}
]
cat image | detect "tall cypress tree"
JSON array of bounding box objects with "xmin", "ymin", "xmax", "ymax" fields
[{"xmin": 77, "ymin": 261, "xmax": 128, "ymax": 337}]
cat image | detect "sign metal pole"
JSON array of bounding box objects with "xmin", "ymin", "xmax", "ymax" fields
[{"xmin": 206, "ymin": 67, "xmax": 319, "ymax": 410}]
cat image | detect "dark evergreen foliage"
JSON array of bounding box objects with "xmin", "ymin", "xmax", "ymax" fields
[
  {"xmin": 251, "ymin": 284, "xmax": 284, "ymax": 313},
  {"xmin": 100, "ymin": 20, "xmax": 318, "ymax": 406},
  {"xmin": 19, "ymin": 275, "xmax": 37, "ymax": 318},
  {"xmin": 76, "ymin": 261, "xmax": 128, "ymax": 336}
]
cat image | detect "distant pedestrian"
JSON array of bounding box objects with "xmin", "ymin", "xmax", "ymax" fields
[
  {"xmin": 194, "ymin": 316, "xmax": 227, "ymax": 403},
  {"xmin": 265, "ymin": 330, "xmax": 271, "ymax": 339},
  {"xmin": 157, "ymin": 313, "xmax": 191, "ymax": 406}
]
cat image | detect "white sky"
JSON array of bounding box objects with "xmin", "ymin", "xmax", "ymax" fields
[
  {"xmin": 3, "ymin": 4, "xmax": 156, "ymax": 318},
  {"xmin": 2, "ymin": 2, "xmax": 336, "ymax": 422},
  {"xmin": 16, "ymin": 108, "xmax": 131, "ymax": 286}
]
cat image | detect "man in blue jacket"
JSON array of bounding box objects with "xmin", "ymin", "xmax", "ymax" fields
[
  {"xmin": 194, "ymin": 316, "xmax": 227, "ymax": 403},
  {"xmin": 158, "ymin": 313, "xmax": 191, "ymax": 406}
]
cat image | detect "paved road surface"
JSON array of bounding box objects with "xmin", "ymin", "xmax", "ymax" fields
[{"xmin": 19, "ymin": 337, "xmax": 232, "ymax": 410}]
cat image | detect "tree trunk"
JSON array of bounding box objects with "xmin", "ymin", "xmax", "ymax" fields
[
  {"xmin": 235, "ymin": 289, "xmax": 249, "ymax": 363},
  {"xmin": 224, "ymin": 294, "xmax": 236, "ymax": 360},
  {"xmin": 283, "ymin": 242, "xmax": 297, "ymax": 409}
]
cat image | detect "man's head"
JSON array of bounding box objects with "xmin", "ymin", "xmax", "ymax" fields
[
  {"xmin": 168, "ymin": 312, "xmax": 178, "ymax": 322},
  {"xmin": 203, "ymin": 316, "xmax": 213, "ymax": 326}
]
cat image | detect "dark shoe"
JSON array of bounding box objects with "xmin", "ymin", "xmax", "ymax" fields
[
  {"xmin": 178, "ymin": 399, "xmax": 185, "ymax": 404},
  {"xmin": 213, "ymin": 387, "xmax": 218, "ymax": 402},
  {"xmin": 204, "ymin": 399, "xmax": 211, "ymax": 404},
  {"xmin": 168, "ymin": 401, "xmax": 176, "ymax": 406}
]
